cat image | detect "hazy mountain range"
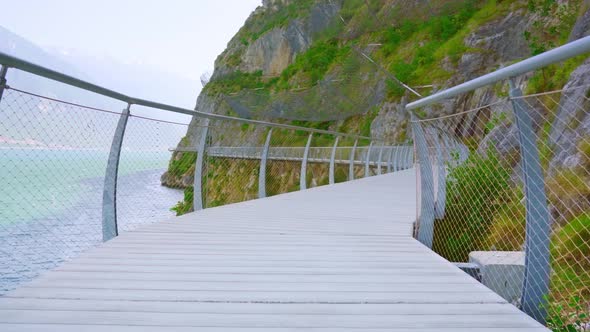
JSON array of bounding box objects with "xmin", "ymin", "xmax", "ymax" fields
[{"xmin": 0, "ymin": 25, "xmax": 198, "ymax": 122}]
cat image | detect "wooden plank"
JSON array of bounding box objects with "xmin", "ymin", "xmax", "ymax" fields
[
  {"xmin": 0, "ymin": 299, "xmax": 527, "ymax": 315},
  {"xmin": 22, "ymin": 279, "xmax": 490, "ymax": 293},
  {"xmin": 0, "ymin": 324, "xmax": 551, "ymax": 332},
  {"xmin": 5, "ymin": 287, "xmax": 506, "ymax": 303},
  {"xmin": 0, "ymin": 170, "xmax": 548, "ymax": 331},
  {"xmin": 50, "ymin": 265, "xmax": 465, "ymax": 275},
  {"xmin": 0, "ymin": 310, "xmax": 545, "ymax": 328},
  {"xmin": 24, "ymin": 271, "xmax": 474, "ymax": 283}
]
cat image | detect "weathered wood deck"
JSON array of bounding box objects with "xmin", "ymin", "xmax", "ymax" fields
[{"xmin": 0, "ymin": 169, "xmax": 548, "ymax": 331}]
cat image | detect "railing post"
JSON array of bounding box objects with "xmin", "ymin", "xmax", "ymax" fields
[
  {"xmin": 259, "ymin": 128, "xmax": 273, "ymax": 198},
  {"xmin": 349, "ymin": 139, "xmax": 358, "ymax": 181},
  {"xmin": 393, "ymin": 146, "xmax": 400, "ymax": 172},
  {"xmin": 387, "ymin": 147, "xmax": 393, "ymax": 173},
  {"xmin": 364, "ymin": 141, "xmax": 373, "ymax": 178},
  {"xmin": 0, "ymin": 65, "xmax": 8, "ymax": 102},
  {"xmin": 300, "ymin": 133, "xmax": 313, "ymax": 190},
  {"xmin": 377, "ymin": 143, "xmax": 385, "ymax": 175},
  {"xmin": 411, "ymin": 114, "xmax": 435, "ymax": 248},
  {"xmin": 193, "ymin": 119, "xmax": 210, "ymax": 211},
  {"xmin": 432, "ymin": 130, "xmax": 446, "ymax": 220},
  {"xmin": 403, "ymin": 146, "xmax": 409, "ymax": 170},
  {"xmin": 509, "ymin": 79, "xmax": 550, "ymax": 324},
  {"xmin": 401, "ymin": 146, "xmax": 409, "ymax": 170},
  {"xmin": 329, "ymin": 136, "xmax": 340, "ymax": 184},
  {"xmin": 102, "ymin": 103, "xmax": 130, "ymax": 242}
]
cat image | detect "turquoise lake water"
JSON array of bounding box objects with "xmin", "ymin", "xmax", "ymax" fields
[
  {"xmin": 0, "ymin": 148, "xmax": 176, "ymax": 224},
  {"xmin": 0, "ymin": 148, "xmax": 184, "ymax": 293}
]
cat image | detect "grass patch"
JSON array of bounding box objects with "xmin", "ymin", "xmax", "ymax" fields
[
  {"xmin": 548, "ymin": 213, "xmax": 590, "ymax": 330},
  {"xmin": 239, "ymin": 0, "xmax": 315, "ymax": 42},
  {"xmin": 168, "ymin": 152, "xmax": 197, "ymax": 178},
  {"xmin": 433, "ymin": 148, "xmax": 513, "ymax": 261},
  {"xmin": 276, "ymin": 39, "xmax": 351, "ymax": 90}
]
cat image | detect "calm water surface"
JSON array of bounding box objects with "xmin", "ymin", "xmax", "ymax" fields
[{"xmin": 0, "ymin": 148, "xmax": 183, "ymax": 293}]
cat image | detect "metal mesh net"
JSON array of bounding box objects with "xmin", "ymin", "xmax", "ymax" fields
[
  {"xmin": 203, "ymin": 119, "xmax": 263, "ymax": 208},
  {"xmin": 0, "ymin": 87, "xmax": 119, "ymax": 293},
  {"xmin": 412, "ymin": 83, "xmax": 590, "ymax": 329},
  {"xmin": 222, "ymin": 49, "xmax": 387, "ymax": 122},
  {"xmin": 117, "ymin": 113, "xmax": 188, "ymax": 232},
  {"xmin": 0, "ymin": 87, "xmax": 188, "ymax": 293}
]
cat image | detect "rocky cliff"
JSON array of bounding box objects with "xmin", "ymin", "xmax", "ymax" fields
[
  {"xmin": 161, "ymin": 3, "xmax": 590, "ymax": 323},
  {"xmin": 164, "ymin": 0, "xmax": 590, "ymax": 205}
]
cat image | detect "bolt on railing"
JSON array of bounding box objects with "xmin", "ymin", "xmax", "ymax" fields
[{"xmin": 407, "ymin": 36, "xmax": 590, "ymax": 327}]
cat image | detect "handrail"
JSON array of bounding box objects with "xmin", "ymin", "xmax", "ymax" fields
[
  {"xmin": 406, "ymin": 35, "xmax": 590, "ymax": 110},
  {"xmin": 0, "ymin": 51, "xmax": 376, "ymax": 141}
]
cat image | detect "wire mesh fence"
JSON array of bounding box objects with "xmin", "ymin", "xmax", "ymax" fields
[
  {"xmin": 203, "ymin": 119, "xmax": 263, "ymax": 208},
  {"xmin": 0, "ymin": 86, "xmax": 189, "ymax": 294},
  {"xmin": 0, "ymin": 87, "xmax": 120, "ymax": 293},
  {"xmin": 411, "ymin": 82, "xmax": 590, "ymax": 330},
  {"xmin": 221, "ymin": 48, "xmax": 387, "ymax": 122},
  {"xmin": 117, "ymin": 113, "xmax": 188, "ymax": 232}
]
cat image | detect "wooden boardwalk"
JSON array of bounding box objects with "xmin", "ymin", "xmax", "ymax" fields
[{"xmin": 0, "ymin": 169, "xmax": 548, "ymax": 331}]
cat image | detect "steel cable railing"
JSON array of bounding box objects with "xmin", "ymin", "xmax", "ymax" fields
[
  {"xmin": 408, "ymin": 37, "xmax": 590, "ymax": 330},
  {"xmin": 0, "ymin": 53, "xmax": 413, "ymax": 295}
]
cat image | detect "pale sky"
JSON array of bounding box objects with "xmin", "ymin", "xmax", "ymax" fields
[{"xmin": 0, "ymin": 0, "xmax": 261, "ymax": 81}]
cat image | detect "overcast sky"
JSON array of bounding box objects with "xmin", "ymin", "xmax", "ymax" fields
[{"xmin": 0, "ymin": 0, "xmax": 261, "ymax": 81}]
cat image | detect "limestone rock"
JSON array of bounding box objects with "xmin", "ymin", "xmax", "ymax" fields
[{"xmin": 549, "ymin": 58, "xmax": 590, "ymax": 173}]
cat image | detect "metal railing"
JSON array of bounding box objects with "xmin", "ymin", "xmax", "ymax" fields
[
  {"xmin": 172, "ymin": 145, "xmax": 414, "ymax": 167},
  {"xmin": 0, "ymin": 51, "xmax": 413, "ymax": 294},
  {"xmin": 408, "ymin": 36, "xmax": 590, "ymax": 329}
]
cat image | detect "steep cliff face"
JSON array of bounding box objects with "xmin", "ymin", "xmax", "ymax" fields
[{"xmin": 164, "ymin": 0, "xmax": 590, "ymax": 200}]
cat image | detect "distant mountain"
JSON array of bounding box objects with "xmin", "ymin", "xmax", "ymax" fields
[
  {"xmin": 0, "ymin": 25, "xmax": 200, "ymax": 150},
  {"xmin": 45, "ymin": 47, "xmax": 201, "ymax": 112},
  {"xmin": 0, "ymin": 26, "xmax": 96, "ymax": 102},
  {"xmin": 0, "ymin": 26, "xmax": 198, "ymax": 122}
]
